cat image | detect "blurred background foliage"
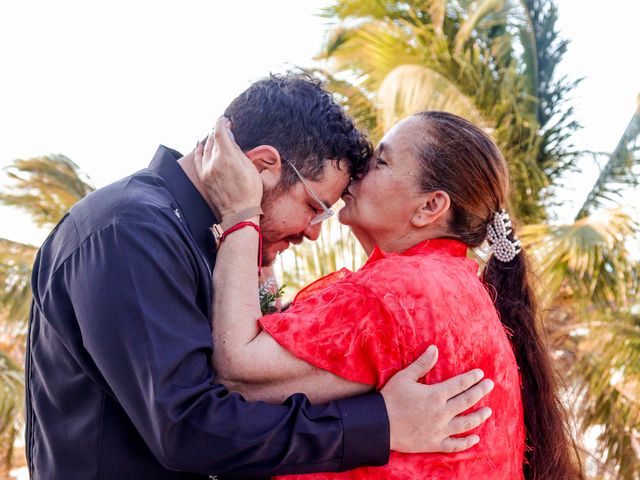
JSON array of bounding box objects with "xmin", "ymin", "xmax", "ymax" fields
[
  {"xmin": 1, "ymin": 0, "xmax": 638, "ymax": 478},
  {"xmin": 0, "ymin": 156, "xmax": 94, "ymax": 478}
]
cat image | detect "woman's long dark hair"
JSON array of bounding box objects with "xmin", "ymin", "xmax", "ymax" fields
[{"xmin": 413, "ymin": 111, "xmax": 582, "ymax": 479}]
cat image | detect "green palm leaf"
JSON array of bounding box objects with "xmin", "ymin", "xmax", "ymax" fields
[
  {"xmin": 0, "ymin": 238, "xmax": 37, "ymax": 327},
  {"xmin": 569, "ymin": 315, "xmax": 640, "ymax": 479},
  {"xmin": 520, "ymin": 209, "xmax": 638, "ymax": 310},
  {"xmin": 0, "ymin": 154, "xmax": 94, "ymax": 326},
  {"xmin": 376, "ymin": 64, "xmax": 488, "ymax": 131},
  {"xmin": 0, "ymin": 351, "xmax": 23, "ymax": 434},
  {"xmin": 0, "ymin": 154, "xmax": 94, "ymax": 228},
  {"xmin": 305, "ymin": 68, "xmax": 380, "ymax": 139},
  {"xmin": 0, "ymin": 349, "xmax": 24, "ymax": 474},
  {"xmin": 454, "ymin": 0, "xmax": 506, "ymax": 54},
  {"xmin": 576, "ymin": 99, "xmax": 640, "ymax": 219},
  {"xmin": 0, "ymin": 153, "xmax": 93, "ymax": 472}
]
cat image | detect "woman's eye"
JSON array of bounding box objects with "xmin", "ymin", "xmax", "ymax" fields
[{"xmin": 376, "ymin": 157, "xmax": 387, "ymax": 167}]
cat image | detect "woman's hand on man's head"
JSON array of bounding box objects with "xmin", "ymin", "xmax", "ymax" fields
[{"xmin": 194, "ymin": 116, "xmax": 264, "ymax": 219}]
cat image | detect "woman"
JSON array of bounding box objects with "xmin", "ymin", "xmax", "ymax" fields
[{"xmin": 198, "ymin": 112, "xmax": 581, "ymax": 478}]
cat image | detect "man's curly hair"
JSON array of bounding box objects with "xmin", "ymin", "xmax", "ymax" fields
[{"xmin": 224, "ymin": 73, "xmax": 372, "ymax": 190}]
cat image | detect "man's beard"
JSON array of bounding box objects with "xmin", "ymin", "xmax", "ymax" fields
[{"xmin": 259, "ymin": 187, "xmax": 305, "ymax": 266}]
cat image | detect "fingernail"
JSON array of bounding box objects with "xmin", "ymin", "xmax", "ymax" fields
[
  {"xmin": 485, "ymin": 379, "xmax": 494, "ymax": 391},
  {"xmin": 470, "ymin": 435, "xmax": 480, "ymax": 446},
  {"xmin": 426, "ymin": 345, "xmax": 437, "ymax": 356},
  {"xmin": 484, "ymin": 407, "xmax": 492, "ymax": 418}
]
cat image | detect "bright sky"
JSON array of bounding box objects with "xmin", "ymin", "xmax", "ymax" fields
[{"xmin": 0, "ymin": 0, "xmax": 638, "ymax": 246}]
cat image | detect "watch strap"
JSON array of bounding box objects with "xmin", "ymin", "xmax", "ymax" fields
[{"xmin": 211, "ymin": 206, "xmax": 263, "ymax": 243}]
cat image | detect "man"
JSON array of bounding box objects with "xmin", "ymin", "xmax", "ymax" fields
[{"xmin": 26, "ymin": 74, "xmax": 493, "ymax": 479}]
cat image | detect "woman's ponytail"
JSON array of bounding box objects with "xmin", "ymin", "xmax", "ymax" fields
[
  {"xmin": 483, "ymin": 235, "xmax": 582, "ymax": 479},
  {"xmin": 413, "ymin": 111, "xmax": 582, "ymax": 479}
]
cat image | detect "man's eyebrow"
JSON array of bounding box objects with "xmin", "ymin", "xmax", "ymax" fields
[
  {"xmin": 308, "ymin": 190, "xmax": 331, "ymax": 208},
  {"xmin": 321, "ymin": 197, "xmax": 332, "ymax": 207}
]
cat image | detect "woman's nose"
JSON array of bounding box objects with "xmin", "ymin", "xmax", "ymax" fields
[{"xmin": 344, "ymin": 178, "xmax": 358, "ymax": 196}]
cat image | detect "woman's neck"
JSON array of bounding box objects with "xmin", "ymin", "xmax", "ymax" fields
[{"xmin": 355, "ymin": 226, "xmax": 447, "ymax": 256}]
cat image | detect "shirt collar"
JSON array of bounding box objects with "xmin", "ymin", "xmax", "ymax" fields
[
  {"xmin": 366, "ymin": 238, "xmax": 468, "ymax": 265},
  {"xmin": 148, "ymin": 145, "xmax": 218, "ymax": 262}
]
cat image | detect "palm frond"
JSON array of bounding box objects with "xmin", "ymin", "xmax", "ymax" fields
[
  {"xmin": 321, "ymin": 20, "xmax": 422, "ymax": 88},
  {"xmin": 0, "ymin": 154, "xmax": 94, "ymax": 228},
  {"xmin": 517, "ymin": 0, "xmax": 583, "ymax": 183},
  {"xmin": 520, "ymin": 209, "xmax": 639, "ymax": 310},
  {"xmin": 0, "ymin": 351, "xmax": 22, "ymax": 435},
  {"xmin": 305, "ymin": 68, "xmax": 380, "ymax": 140},
  {"xmin": 569, "ymin": 315, "xmax": 640, "ymax": 479},
  {"xmin": 0, "ymin": 347, "xmax": 23, "ymax": 474},
  {"xmin": 0, "ymin": 238, "xmax": 37, "ymax": 327},
  {"xmin": 454, "ymin": 0, "xmax": 506, "ymax": 54},
  {"xmin": 376, "ymin": 64, "xmax": 488, "ymax": 131},
  {"xmin": 320, "ymin": 0, "xmax": 395, "ymax": 21},
  {"xmin": 576, "ymin": 102, "xmax": 640, "ymax": 219},
  {"xmin": 428, "ymin": 0, "xmax": 447, "ymax": 34}
]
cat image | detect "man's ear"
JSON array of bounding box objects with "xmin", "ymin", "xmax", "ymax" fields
[
  {"xmin": 411, "ymin": 190, "xmax": 451, "ymax": 228},
  {"xmin": 245, "ymin": 145, "xmax": 282, "ymax": 190}
]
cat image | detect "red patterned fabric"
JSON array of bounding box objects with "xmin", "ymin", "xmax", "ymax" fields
[{"xmin": 261, "ymin": 238, "xmax": 525, "ymax": 479}]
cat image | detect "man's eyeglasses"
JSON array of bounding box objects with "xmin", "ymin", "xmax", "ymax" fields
[{"xmin": 286, "ymin": 161, "xmax": 334, "ymax": 226}]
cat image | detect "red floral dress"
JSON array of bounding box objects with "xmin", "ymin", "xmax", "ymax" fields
[{"xmin": 260, "ymin": 239, "xmax": 525, "ymax": 479}]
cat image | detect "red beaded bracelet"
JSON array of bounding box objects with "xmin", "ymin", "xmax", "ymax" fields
[{"xmin": 219, "ymin": 221, "xmax": 263, "ymax": 276}]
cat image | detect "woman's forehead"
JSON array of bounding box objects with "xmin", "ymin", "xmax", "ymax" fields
[
  {"xmin": 380, "ymin": 116, "xmax": 424, "ymax": 147},
  {"xmin": 377, "ymin": 118, "xmax": 425, "ymax": 164}
]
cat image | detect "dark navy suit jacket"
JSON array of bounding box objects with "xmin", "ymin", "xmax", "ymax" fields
[{"xmin": 25, "ymin": 146, "xmax": 389, "ymax": 479}]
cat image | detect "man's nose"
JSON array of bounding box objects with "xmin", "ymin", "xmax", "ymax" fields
[{"xmin": 303, "ymin": 222, "xmax": 323, "ymax": 241}]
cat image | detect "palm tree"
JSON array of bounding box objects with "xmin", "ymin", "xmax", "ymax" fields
[
  {"xmin": 0, "ymin": 239, "xmax": 37, "ymax": 330},
  {"xmin": 0, "ymin": 349, "xmax": 23, "ymax": 479},
  {"xmin": 521, "ymin": 100, "xmax": 640, "ymax": 477},
  {"xmin": 0, "ymin": 153, "xmax": 94, "ymax": 327},
  {"xmin": 0, "ymin": 154, "xmax": 95, "ymax": 228},
  {"xmin": 310, "ymin": 0, "xmax": 581, "ymax": 224},
  {"xmin": 0, "ymin": 154, "xmax": 94, "ymax": 476},
  {"xmin": 290, "ymin": 0, "xmax": 640, "ymax": 477},
  {"xmin": 576, "ymin": 97, "xmax": 640, "ymax": 219}
]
